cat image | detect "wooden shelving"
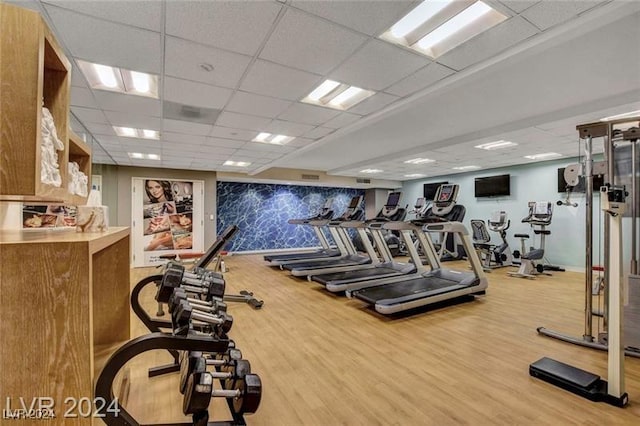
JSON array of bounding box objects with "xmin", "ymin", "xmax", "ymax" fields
[
  {"xmin": 0, "ymin": 3, "xmax": 71, "ymax": 202},
  {"xmin": 68, "ymin": 131, "xmax": 92, "ymax": 205}
]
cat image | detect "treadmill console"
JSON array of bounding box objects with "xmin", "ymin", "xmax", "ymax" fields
[
  {"xmin": 340, "ymin": 195, "xmax": 364, "ymax": 220},
  {"xmin": 318, "ymin": 198, "xmax": 335, "ymax": 219},
  {"xmin": 431, "ymin": 184, "xmax": 459, "ymax": 216},
  {"xmin": 382, "ymin": 191, "xmax": 402, "ymax": 218},
  {"xmin": 524, "ymin": 201, "xmax": 552, "ymax": 226}
]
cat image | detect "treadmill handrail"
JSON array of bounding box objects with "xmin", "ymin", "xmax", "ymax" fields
[
  {"xmin": 423, "ymin": 221, "xmax": 469, "ymax": 236},
  {"xmin": 339, "ymin": 220, "xmax": 368, "ymax": 229}
]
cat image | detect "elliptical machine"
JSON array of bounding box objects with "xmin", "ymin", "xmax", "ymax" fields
[
  {"xmin": 509, "ymin": 201, "xmax": 558, "ymax": 279},
  {"xmin": 470, "ymin": 211, "xmax": 513, "ymax": 269}
]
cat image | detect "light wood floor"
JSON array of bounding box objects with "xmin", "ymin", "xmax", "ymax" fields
[{"xmin": 119, "ymin": 256, "xmax": 640, "ymax": 425}]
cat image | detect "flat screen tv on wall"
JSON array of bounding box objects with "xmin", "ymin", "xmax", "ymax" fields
[
  {"xmin": 474, "ymin": 174, "xmax": 510, "ymax": 197},
  {"xmin": 423, "ymin": 181, "xmax": 448, "ymax": 201},
  {"xmin": 557, "ymin": 167, "xmax": 605, "ymax": 193}
]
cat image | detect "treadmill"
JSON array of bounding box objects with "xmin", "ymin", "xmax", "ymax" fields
[
  {"xmin": 282, "ymin": 196, "xmax": 375, "ymax": 277},
  {"xmin": 347, "ymin": 185, "xmax": 489, "ymax": 315},
  {"xmin": 313, "ymin": 194, "xmax": 426, "ymax": 292},
  {"xmin": 264, "ymin": 198, "xmax": 340, "ymax": 265}
]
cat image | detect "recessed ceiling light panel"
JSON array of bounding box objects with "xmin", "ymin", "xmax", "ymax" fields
[
  {"xmin": 405, "ymin": 173, "xmax": 426, "ymax": 178},
  {"xmin": 360, "ymin": 169, "xmax": 383, "ymax": 173},
  {"xmin": 474, "ymin": 140, "xmax": 517, "ymax": 150},
  {"xmin": 302, "ymin": 79, "xmax": 375, "ymax": 111},
  {"xmin": 78, "ymin": 60, "xmax": 159, "ymax": 98},
  {"xmin": 524, "ymin": 152, "xmax": 562, "ymax": 160},
  {"xmin": 252, "ymin": 132, "xmax": 294, "ymax": 145},
  {"xmin": 404, "ymin": 158, "xmax": 435, "ymax": 164},
  {"xmin": 224, "ymin": 160, "xmax": 251, "ymax": 167},
  {"xmin": 600, "ymin": 110, "xmax": 640, "ymax": 122},
  {"xmin": 128, "ymin": 152, "xmax": 160, "ymax": 160},
  {"xmin": 114, "ymin": 126, "xmax": 160, "ymax": 140},
  {"xmin": 452, "ymin": 165, "xmax": 480, "ymax": 170}
]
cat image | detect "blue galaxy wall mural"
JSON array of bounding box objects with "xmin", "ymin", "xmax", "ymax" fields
[{"xmin": 217, "ymin": 182, "xmax": 365, "ymax": 252}]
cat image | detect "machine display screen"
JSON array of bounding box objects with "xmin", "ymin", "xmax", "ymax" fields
[
  {"xmin": 348, "ymin": 196, "xmax": 361, "ymax": 209},
  {"xmin": 438, "ymin": 185, "xmax": 454, "ymax": 202},
  {"xmin": 415, "ymin": 197, "xmax": 425, "ymax": 208},
  {"xmin": 386, "ymin": 192, "xmax": 401, "ymax": 207}
]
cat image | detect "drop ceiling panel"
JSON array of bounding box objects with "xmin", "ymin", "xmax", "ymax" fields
[
  {"xmin": 93, "ymin": 91, "xmax": 162, "ymax": 117},
  {"xmin": 265, "ymin": 120, "xmax": 316, "ymax": 137},
  {"xmin": 164, "ymin": 37, "xmax": 252, "ymax": 89},
  {"xmin": 321, "ymin": 112, "xmax": 362, "ymax": 129},
  {"xmin": 498, "ymin": 1, "xmax": 541, "ymax": 14},
  {"xmin": 42, "ymin": 0, "xmax": 162, "ymax": 31},
  {"xmin": 71, "ymin": 67, "xmax": 88, "ymax": 88},
  {"xmin": 164, "ymin": 77, "xmax": 233, "ymax": 110},
  {"xmin": 286, "ymin": 137, "xmax": 314, "ymax": 148},
  {"xmin": 348, "ymin": 92, "xmax": 399, "ymax": 115},
  {"xmin": 197, "ymin": 143, "xmax": 237, "ymax": 156},
  {"xmin": 304, "ymin": 127, "xmax": 335, "ymax": 139},
  {"xmin": 205, "ymin": 137, "xmax": 247, "ymax": 149},
  {"xmin": 84, "ymin": 123, "xmax": 115, "ymax": 136},
  {"xmin": 521, "ymin": 1, "xmax": 608, "ymax": 31},
  {"xmin": 216, "ymin": 112, "xmax": 272, "ymax": 132},
  {"xmin": 70, "ymin": 87, "xmax": 99, "ymax": 109},
  {"xmin": 165, "ymin": 1, "xmax": 282, "ymax": 56},
  {"xmin": 329, "ymin": 39, "xmax": 430, "ymax": 90},
  {"xmin": 233, "ymin": 149, "xmax": 279, "ymax": 159},
  {"xmin": 161, "ymin": 144, "xmax": 205, "ymax": 154},
  {"xmin": 161, "ymin": 132, "xmax": 206, "ymax": 145},
  {"xmin": 385, "ymin": 63, "xmax": 456, "ymax": 97},
  {"xmin": 277, "ymin": 103, "xmax": 341, "ymax": 126},
  {"xmin": 226, "ymin": 91, "xmax": 293, "ymax": 118},
  {"xmin": 209, "ymin": 126, "xmax": 258, "ymax": 142},
  {"xmin": 71, "ymin": 106, "xmax": 108, "ymax": 124},
  {"xmin": 44, "ymin": 5, "xmax": 161, "ymax": 73},
  {"xmin": 241, "ymin": 142, "xmax": 296, "ymax": 154},
  {"xmin": 240, "ymin": 60, "xmax": 323, "ymax": 101},
  {"xmin": 437, "ymin": 17, "xmax": 539, "ymax": 71},
  {"xmin": 105, "ymin": 110, "xmax": 162, "ymax": 130},
  {"xmin": 259, "ymin": 7, "xmax": 367, "ymax": 74},
  {"xmin": 162, "ymin": 119, "xmax": 212, "ymax": 136},
  {"xmin": 291, "ymin": 0, "xmax": 416, "ymax": 36}
]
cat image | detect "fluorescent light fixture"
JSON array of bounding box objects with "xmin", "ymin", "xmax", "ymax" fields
[
  {"xmin": 302, "ymin": 79, "xmax": 375, "ymax": 111},
  {"xmin": 360, "ymin": 169, "xmax": 383, "ymax": 173},
  {"xmin": 474, "ymin": 140, "xmax": 517, "ymax": 150},
  {"xmin": 224, "ymin": 160, "xmax": 251, "ymax": 167},
  {"xmin": 252, "ymin": 133, "xmax": 294, "ymax": 145},
  {"xmin": 128, "ymin": 152, "xmax": 160, "ymax": 160},
  {"xmin": 405, "ymin": 173, "xmax": 426, "ymax": 178},
  {"xmin": 453, "ymin": 165, "xmax": 480, "ymax": 170},
  {"xmin": 308, "ymin": 80, "xmax": 340, "ymax": 101},
  {"xmin": 524, "ymin": 152, "xmax": 562, "ymax": 160},
  {"xmin": 600, "ymin": 110, "xmax": 640, "ymax": 121},
  {"xmin": 113, "ymin": 126, "xmax": 160, "ymax": 140},
  {"xmin": 380, "ymin": 1, "xmax": 507, "ymax": 59},
  {"xmin": 404, "ymin": 158, "xmax": 435, "ymax": 164},
  {"xmin": 390, "ymin": 0, "xmax": 453, "ymax": 38},
  {"xmin": 77, "ymin": 60, "xmax": 159, "ymax": 98}
]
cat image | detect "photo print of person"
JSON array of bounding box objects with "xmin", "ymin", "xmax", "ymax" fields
[
  {"xmin": 23, "ymin": 204, "xmax": 77, "ymax": 228},
  {"xmin": 143, "ymin": 179, "xmax": 194, "ymax": 252}
]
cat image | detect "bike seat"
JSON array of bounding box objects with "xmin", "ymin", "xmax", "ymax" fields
[{"xmin": 514, "ymin": 233, "xmax": 530, "ymax": 239}]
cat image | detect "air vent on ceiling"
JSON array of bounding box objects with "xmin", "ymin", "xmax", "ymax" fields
[
  {"xmin": 301, "ymin": 174, "xmax": 320, "ymax": 180},
  {"xmin": 356, "ymin": 178, "xmax": 371, "ymax": 184},
  {"xmin": 163, "ymin": 100, "xmax": 221, "ymax": 124}
]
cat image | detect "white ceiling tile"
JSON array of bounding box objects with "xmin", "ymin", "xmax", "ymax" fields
[
  {"xmin": 348, "ymin": 92, "xmax": 399, "ymax": 115},
  {"xmin": 233, "ymin": 149, "xmax": 278, "ymax": 160},
  {"xmin": 84, "ymin": 123, "xmax": 115, "ymax": 136},
  {"xmin": 226, "ymin": 91, "xmax": 293, "ymax": 118},
  {"xmin": 291, "ymin": 0, "xmax": 416, "ymax": 36},
  {"xmin": 437, "ymin": 17, "xmax": 539, "ymax": 71},
  {"xmin": 165, "ymin": 1, "xmax": 282, "ymax": 56},
  {"xmin": 260, "ymin": 8, "xmax": 367, "ymax": 74},
  {"xmin": 241, "ymin": 142, "xmax": 296, "ymax": 154},
  {"xmin": 240, "ymin": 60, "xmax": 323, "ymax": 101},
  {"xmin": 304, "ymin": 127, "xmax": 336, "ymax": 139},
  {"xmin": 265, "ymin": 120, "xmax": 316, "ymax": 137},
  {"xmin": 330, "ymin": 39, "xmax": 430, "ymax": 90},
  {"xmin": 161, "ymin": 132, "xmax": 206, "ymax": 145},
  {"xmin": 286, "ymin": 137, "xmax": 315, "ymax": 148},
  {"xmin": 277, "ymin": 103, "xmax": 341, "ymax": 126},
  {"xmin": 164, "ymin": 77, "xmax": 233, "ymax": 110},
  {"xmin": 209, "ymin": 126, "xmax": 257, "ymax": 142},
  {"xmin": 42, "ymin": 0, "xmax": 162, "ymax": 31},
  {"xmin": 321, "ymin": 112, "xmax": 362, "ymax": 129},
  {"xmin": 105, "ymin": 110, "xmax": 162, "ymax": 130},
  {"xmin": 44, "ymin": 5, "xmax": 161, "ymax": 73},
  {"xmin": 198, "ymin": 142, "xmax": 238, "ymax": 156},
  {"xmin": 71, "ymin": 106, "xmax": 108, "ymax": 124},
  {"xmin": 71, "ymin": 66, "xmax": 89, "ymax": 88},
  {"xmin": 385, "ymin": 63, "xmax": 456, "ymax": 97},
  {"xmin": 162, "ymin": 119, "xmax": 212, "ymax": 136},
  {"xmin": 94, "ymin": 91, "xmax": 162, "ymax": 117},
  {"xmin": 205, "ymin": 137, "xmax": 247, "ymax": 149},
  {"xmin": 164, "ymin": 36, "xmax": 252, "ymax": 89},
  {"xmin": 216, "ymin": 112, "xmax": 272, "ymax": 132},
  {"xmin": 521, "ymin": 1, "xmax": 608, "ymax": 31},
  {"xmin": 498, "ymin": 1, "xmax": 541, "ymax": 13},
  {"xmin": 162, "ymin": 143, "xmax": 205, "ymax": 154},
  {"xmin": 70, "ymin": 87, "xmax": 98, "ymax": 109}
]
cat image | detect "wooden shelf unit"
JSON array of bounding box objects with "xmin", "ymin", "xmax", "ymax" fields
[
  {"xmin": 0, "ymin": 3, "xmax": 71, "ymax": 202},
  {"xmin": 0, "ymin": 227, "xmax": 130, "ymax": 425},
  {"xmin": 68, "ymin": 131, "xmax": 92, "ymax": 206}
]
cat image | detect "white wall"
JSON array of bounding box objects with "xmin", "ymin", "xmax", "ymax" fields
[{"xmin": 402, "ymin": 158, "xmax": 607, "ymax": 270}]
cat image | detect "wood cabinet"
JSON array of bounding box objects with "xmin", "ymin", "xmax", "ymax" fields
[
  {"xmin": 68, "ymin": 131, "xmax": 92, "ymax": 206},
  {"xmin": 0, "ymin": 3, "xmax": 77, "ymax": 203},
  {"xmin": 0, "ymin": 227, "xmax": 130, "ymax": 424}
]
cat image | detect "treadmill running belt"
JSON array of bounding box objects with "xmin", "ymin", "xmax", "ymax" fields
[
  {"xmin": 264, "ymin": 251, "xmax": 336, "ymax": 262},
  {"xmin": 285, "ymin": 258, "xmax": 367, "ymax": 271},
  {"xmin": 313, "ymin": 267, "xmax": 400, "ymax": 285},
  {"xmin": 354, "ymin": 277, "xmax": 461, "ymax": 304}
]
